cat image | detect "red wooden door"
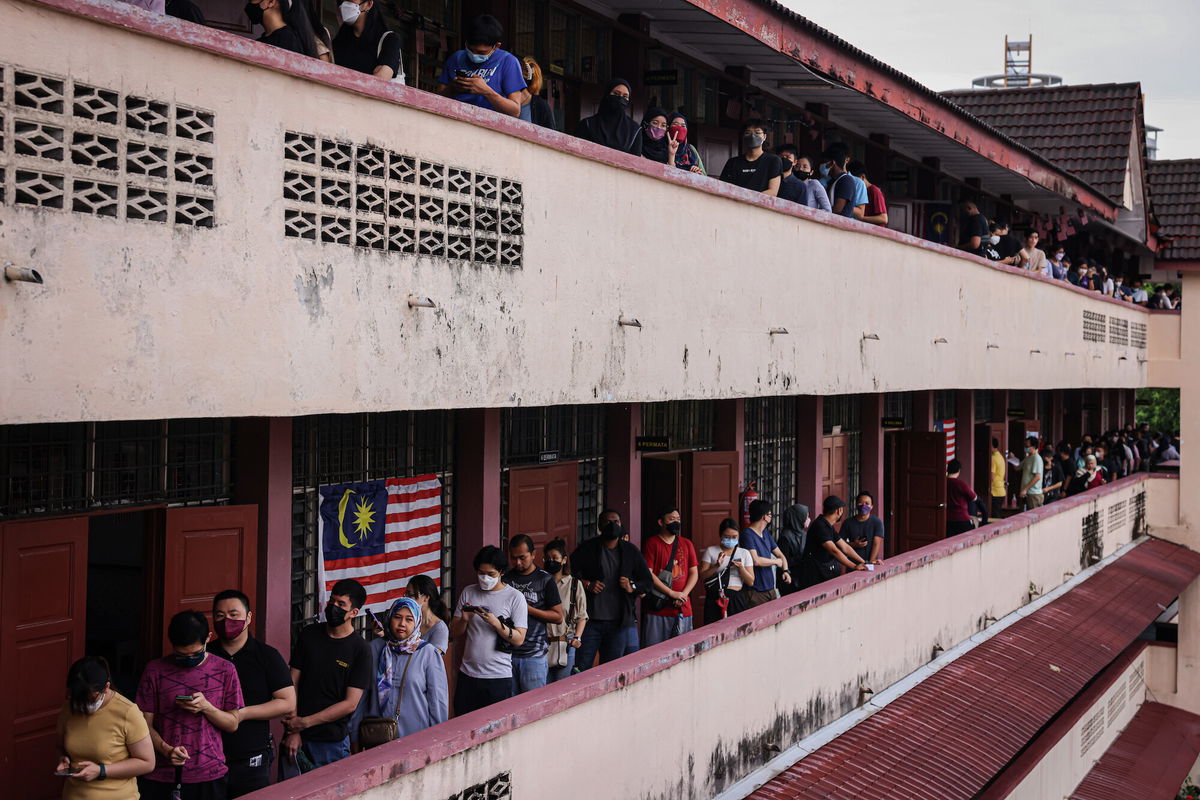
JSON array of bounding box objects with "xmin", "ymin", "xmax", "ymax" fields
[
  {"xmin": 161, "ymin": 506, "xmax": 258, "ymax": 642},
  {"xmin": 507, "ymin": 462, "xmax": 579, "ymax": 556},
  {"xmin": 893, "ymin": 432, "xmax": 948, "ymax": 554},
  {"xmin": 974, "ymin": 422, "xmax": 1007, "ymax": 505},
  {"xmin": 0, "ymin": 517, "xmax": 88, "ymax": 800},
  {"xmin": 822, "ymin": 434, "xmax": 851, "ymax": 519},
  {"xmin": 683, "ymin": 451, "xmax": 738, "ymax": 613}
]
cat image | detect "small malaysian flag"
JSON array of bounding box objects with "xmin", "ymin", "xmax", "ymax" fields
[
  {"xmin": 317, "ymin": 475, "xmax": 442, "ymax": 613},
  {"xmin": 943, "ymin": 419, "xmax": 956, "ymax": 462}
]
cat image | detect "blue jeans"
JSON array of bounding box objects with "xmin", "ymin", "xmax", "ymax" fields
[
  {"xmin": 511, "ymin": 654, "xmax": 548, "ymax": 694},
  {"xmin": 547, "ymin": 645, "xmax": 576, "ymax": 683},
  {"xmin": 642, "ymin": 613, "xmax": 693, "ymax": 647},
  {"xmin": 575, "ymin": 619, "xmax": 639, "ymax": 672},
  {"xmin": 302, "ymin": 736, "xmax": 349, "ymax": 768}
]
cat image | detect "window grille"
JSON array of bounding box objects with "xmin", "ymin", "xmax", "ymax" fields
[
  {"xmin": 974, "ymin": 391, "xmax": 995, "ymax": 423},
  {"xmin": 933, "ymin": 390, "xmax": 957, "ymax": 422},
  {"xmin": 745, "ymin": 397, "xmax": 797, "ymax": 520},
  {"xmin": 823, "ymin": 395, "xmax": 861, "ymax": 434},
  {"xmin": 641, "ymin": 400, "xmax": 714, "ymax": 451},
  {"xmin": 1083, "ymin": 310, "xmax": 1106, "ymax": 343},
  {"xmin": 1130, "ymin": 322, "xmax": 1147, "ymax": 350},
  {"xmin": 1108, "ymin": 317, "xmax": 1129, "ymax": 346},
  {"xmin": 883, "ymin": 392, "xmax": 913, "ymax": 429}
]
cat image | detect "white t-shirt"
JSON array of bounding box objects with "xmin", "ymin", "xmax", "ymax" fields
[
  {"xmin": 700, "ymin": 546, "xmax": 754, "ymax": 591},
  {"xmin": 453, "ymin": 584, "xmax": 529, "ymax": 680}
]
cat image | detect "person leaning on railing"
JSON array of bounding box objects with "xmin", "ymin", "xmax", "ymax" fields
[
  {"xmin": 435, "ymin": 15, "xmax": 527, "ymax": 118},
  {"xmin": 245, "ymin": 0, "xmax": 320, "ymax": 58},
  {"xmin": 332, "ymin": 0, "xmax": 404, "ymax": 84}
]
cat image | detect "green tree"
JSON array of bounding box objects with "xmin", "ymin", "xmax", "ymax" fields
[{"xmin": 1136, "ymin": 388, "xmax": 1180, "ymax": 433}]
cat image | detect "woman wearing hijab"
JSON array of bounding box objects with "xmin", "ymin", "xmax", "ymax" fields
[
  {"xmin": 576, "ymin": 79, "xmax": 642, "ymax": 156},
  {"xmin": 642, "ymin": 111, "xmax": 706, "ymax": 174},
  {"xmin": 349, "ymin": 598, "xmax": 447, "ymax": 750},
  {"xmin": 775, "ymin": 504, "xmax": 809, "ymax": 595},
  {"xmin": 1066, "ymin": 454, "xmax": 1106, "ymax": 496}
]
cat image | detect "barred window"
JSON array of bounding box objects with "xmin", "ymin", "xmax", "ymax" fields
[
  {"xmin": 933, "ymin": 390, "xmax": 957, "ymax": 422},
  {"xmin": 974, "ymin": 390, "xmax": 995, "ymax": 423},
  {"xmin": 883, "ymin": 392, "xmax": 913, "ymax": 429},
  {"xmin": 641, "ymin": 400, "xmax": 715, "ymax": 451},
  {"xmin": 745, "ymin": 397, "xmax": 797, "ymax": 520}
]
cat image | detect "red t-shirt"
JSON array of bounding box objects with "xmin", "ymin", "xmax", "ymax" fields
[
  {"xmin": 946, "ymin": 477, "xmax": 977, "ymax": 523},
  {"xmin": 642, "ymin": 534, "xmax": 698, "ymax": 617},
  {"xmin": 866, "ymin": 184, "xmax": 887, "ymax": 218}
]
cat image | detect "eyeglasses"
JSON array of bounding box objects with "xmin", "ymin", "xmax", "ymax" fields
[{"xmin": 648, "ymin": 119, "xmax": 668, "ymax": 130}]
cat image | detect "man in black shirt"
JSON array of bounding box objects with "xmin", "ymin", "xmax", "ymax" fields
[
  {"xmin": 284, "ymin": 579, "xmax": 372, "ymax": 770},
  {"xmin": 960, "ymin": 199, "xmax": 989, "ymax": 255},
  {"xmin": 775, "ymin": 143, "xmax": 806, "ymax": 204},
  {"xmin": 211, "ymin": 590, "xmax": 295, "ymax": 798},
  {"xmin": 719, "ymin": 120, "xmax": 782, "ymax": 196},
  {"xmin": 504, "ymin": 534, "xmax": 563, "ymax": 694},
  {"xmin": 798, "ymin": 496, "xmax": 866, "ymax": 589},
  {"xmin": 993, "ymin": 220, "xmax": 1021, "ymax": 261}
]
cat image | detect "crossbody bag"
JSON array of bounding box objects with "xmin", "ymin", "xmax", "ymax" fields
[
  {"xmin": 358, "ymin": 641, "xmax": 429, "ymax": 750},
  {"xmin": 644, "ymin": 535, "xmax": 681, "ymax": 613}
]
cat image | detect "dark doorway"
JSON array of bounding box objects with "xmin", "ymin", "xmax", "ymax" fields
[{"xmin": 86, "ymin": 511, "xmax": 154, "ymax": 698}]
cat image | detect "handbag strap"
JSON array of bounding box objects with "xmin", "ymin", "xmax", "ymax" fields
[{"xmin": 392, "ymin": 641, "xmax": 428, "ymax": 720}]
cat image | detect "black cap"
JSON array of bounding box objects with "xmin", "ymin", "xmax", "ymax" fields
[{"xmin": 822, "ymin": 495, "xmax": 846, "ymax": 515}]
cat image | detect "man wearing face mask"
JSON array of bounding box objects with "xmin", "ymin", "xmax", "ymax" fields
[
  {"xmin": 719, "ymin": 120, "xmax": 783, "ymax": 196},
  {"xmin": 284, "ymin": 579, "xmax": 371, "ymax": 770},
  {"xmin": 842, "ymin": 491, "xmax": 885, "ymax": 565},
  {"xmin": 136, "ymin": 611, "xmax": 243, "ymax": 800},
  {"xmin": 332, "ymin": 0, "xmax": 404, "ymax": 84},
  {"xmin": 209, "ymin": 590, "xmax": 295, "ymax": 798},
  {"xmin": 739, "ymin": 499, "xmax": 791, "ymax": 608},
  {"xmin": 641, "ymin": 507, "xmax": 699, "ymax": 646},
  {"xmin": 798, "ymin": 496, "xmax": 867, "ymax": 589},
  {"xmin": 821, "ymin": 143, "xmax": 867, "ymax": 220},
  {"xmin": 775, "ymin": 144, "xmax": 807, "ymax": 204},
  {"xmin": 570, "ymin": 510, "xmax": 656, "ymax": 669},
  {"xmin": 982, "ymin": 222, "xmax": 1019, "ymax": 265},
  {"xmin": 435, "ymin": 15, "xmax": 527, "ymax": 117}
]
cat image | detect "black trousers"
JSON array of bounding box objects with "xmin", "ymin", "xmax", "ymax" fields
[
  {"xmin": 139, "ymin": 776, "xmax": 228, "ymax": 800},
  {"xmin": 454, "ymin": 671, "xmax": 514, "ymax": 715},
  {"xmin": 225, "ymin": 751, "xmax": 272, "ymax": 798},
  {"xmin": 946, "ymin": 520, "xmax": 975, "ymax": 537}
]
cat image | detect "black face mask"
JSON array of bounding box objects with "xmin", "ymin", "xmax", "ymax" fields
[
  {"xmin": 325, "ymin": 603, "xmax": 348, "ymax": 628},
  {"xmin": 173, "ymin": 648, "xmax": 205, "ymax": 669},
  {"xmin": 600, "ymin": 94, "xmax": 630, "ymax": 115},
  {"xmin": 545, "ymin": 560, "xmax": 564, "ymax": 575},
  {"xmin": 796, "ymin": 170, "xmax": 812, "ymax": 180},
  {"xmin": 244, "ymin": 1, "xmax": 264, "ymax": 25},
  {"xmin": 600, "ymin": 521, "xmax": 622, "ymax": 541},
  {"xmin": 666, "ymin": 521, "xmax": 682, "ymax": 535}
]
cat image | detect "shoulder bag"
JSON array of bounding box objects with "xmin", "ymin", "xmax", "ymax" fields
[
  {"xmin": 643, "ymin": 535, "xmax": 681, "ymax": 613},
  {"xmin": 358, "ymin": 642, "xmax": 429, "ymax": 750}
]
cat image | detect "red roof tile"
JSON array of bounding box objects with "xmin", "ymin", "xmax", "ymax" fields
[
  {"xmin": 746, "ymin": 539, "xmax": 1200, "ymax": 800},
  {"xmin": 1149, "ymin": 159, "xmax": 1200, "ymax": 261},
  {"xmin": 942, "ymin": 84, "xmax": 1142, "ymax": 204},
  {"xmin": 1068, "ymin": 702, "xmax": 1200, "ymax": 800}
]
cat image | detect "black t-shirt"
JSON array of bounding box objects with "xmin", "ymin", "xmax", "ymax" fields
[
  {"xmin": 777, "ymin": 173, "xmax": 806, "ymax": 203},
  {"xmin": 165, "ymin": 0, "xmax": 206, "ymax": 25},
  {"xmin": 259, "ymin": 26, "xmax": 307, "ymax": 56},
  {"xmin": 289, "ymin": 623, "xmax": 372, "ymax": 742},
  {"xmin": 803, "ymin": 516, "xmax": 842, "ymax": 566},
  {"xmin": 591, "ymin": 544, "xmax": 623, "ymax": 621},
  {"xmin": 210, "ymin": 636, "xmax": 291, "ymax": 758},
  {"xmin": 963, "ymin": 212, "xmax": 989, "ymax": 248},
  {"xmin": 333, "ymin": 26, "xmax": 401, "ymax": 77},
  {"xmin": 502, "ymin": 568, "xmax": 562, "ymax": 658},
  {"xmin": 996, "ymin": 234, "xmax": 1020, "ymax": 260},
  {"xmin": 720, "ymin": 153, "xmax": 783, "ymax": 192},
  {"xmin": 841, "ymin": 516, "xmax": 884, "ymax": 561}
]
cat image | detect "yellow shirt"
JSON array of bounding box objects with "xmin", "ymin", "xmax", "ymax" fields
[
  {"xmin": 990, "ymin": 450, "xmax": 1007, "ymax": 497},
  {"xmin": 57, "ymin": 691, "xmax": 149, "ymax": 799}
]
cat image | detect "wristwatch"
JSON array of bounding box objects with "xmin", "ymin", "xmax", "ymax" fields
[{"xmin": 97, "ymin": 764, "xmax": 107, "ymax": 781}]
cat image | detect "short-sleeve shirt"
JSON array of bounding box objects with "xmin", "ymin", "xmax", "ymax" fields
[
  {"xmin": 841, "ymin": 516, "xmax": 884, "ymax": 561},
  {"xmin": 333, "ymin": 26, "xmax": 402, "ymax": 78},
  {"xmin": 136, "ymin": 654, "xmax": 243, "ymax": 783},
  {"xmin": 803, "ymin": 516, "xmax": 842, "ymax": 567},
  {"xmin": 778, "ymin": 173, "xmax": 806, "ymax": 203},
  {"xmin": 719, "ymin": 153, "xmax": 783, "ymax": 192},
  {"xmin": 990, "ymin": 451, "xmax": 1007, "ymax": 497},
  {"xmin": 422, "ymin": 619, "xmax": 450, "ymax": 653},
  {"xmin": 453, "ymin": 584, "xmax": 529, "ymax": 679},
  {"xmin": 437, "ymin": 48, "xmax": 526, "ymax": 110},
  {"xmin": 502, "ymin": 567, "xmax": 562, "ymax": 659},
  {"xmin": 963, "ymin": 212, "xmax": 989, "ymax": 247},
  {"xmin": 946, "ymin": 477, "xmax": 977, "ymax": 523},
  {"xmin": 289, "ymin": 624, "xmax": 372, "ymax": 742},
  {"xmin": 259, "ymin": 26, "xmax": 306, "ymax": 56},
  {"xmin": 700, "ymin": 546, "xmax": 754, "ymax": 591},
  {"xmin": 641, "ymin": 534, "xmax": 699, "ymax": 617},
  {"xmin": 1020, "ymin": 453, "xmax": 1044, "ymax": 495},
  {"xmin": 210, "ymin": 636, "xmax": 291, "ymax": 759},
  {"xmin": 739, "ymin": 528, "xmax": 781, "ymax": 592},
  {"xmin": 830, "ymin": 173, "xmax": 864, "ymax": 217},
  {"xmin": 866, "ymin": 184, "xmax": 887, "ymax": 218},
  {"xmin": 591, "ymin": 543, "xmax": 623, "ymax": 620},
  {"xmin": 58, "ymin": 692, "xmax": 149, "ymax": 800}
]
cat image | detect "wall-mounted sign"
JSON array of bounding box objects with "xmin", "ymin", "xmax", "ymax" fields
[
  {"xmin": 643, "ymin": 69, "xmax": 679, "ymax": 86},
  {"xmin": 881, "ymin": 417, "xmax": 907, "ymax": 429},
  {"xmin": 636, "ymin": 436, "xmax": 671, "ymax": 452},
  {"xmin": 538, "ymin": 450, "xmax": 559, "ymax": 463},
  {"xmin": 1006, "ymin": 408, "xmax": 1026, "ymax": 419}
]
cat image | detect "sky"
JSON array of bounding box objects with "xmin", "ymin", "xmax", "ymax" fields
[{"xmin": 781, "ymin": 0, "xmax": 1200, "ymax": 161}]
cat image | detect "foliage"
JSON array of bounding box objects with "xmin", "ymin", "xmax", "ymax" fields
[
  {"xmin": 1178, "ymin": 774, "xmax": 1199, "ymax": 800},
  {"xmin": 1136, "ymin": 388, "xmax": 1180, "ymax": 434}
]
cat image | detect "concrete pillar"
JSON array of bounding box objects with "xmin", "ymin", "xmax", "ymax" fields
[
  {"xmin": 912, "ymin": 390, "xmax": 934, "ymax": 432},
  {"xmin": 860, "ymin": 393, "xmax": 885, "ymax": 515},
  {"xmin": 956, "ymin": 390, "xmax": 976, "ymax": 489},
  {"xmin": 714, "ymin": 399, "xmax": 746, "ymax": 491},
  {"xmin": 796, "ymin": 396, "xmax": 824, "ymax": 510},
  {"xmin": 605, "ymin": 403, "xmax": 642, "ymax": 547},
  {"xmin": 454, "ymin": 408, "xmax": 501, "ymax": 589},
  {"xmin": 231, "ymin": 417, "xmax": 293, "ymax": 658}
]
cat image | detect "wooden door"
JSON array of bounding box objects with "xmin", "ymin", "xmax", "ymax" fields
[
  {"xmin": 822, "ymin": 434, "xmax": 851, "ymax": 506},
  {"xmin": 507, "ymin": 462, "xmax": 579, "ymax": 556},
  {"xmin": 0, "ymin": 517, "xmax": 88, "ymax": 800},
  {"xmin": 974, "ymin": 422, "xmax": 1007, "ymax": 505},
  {"xmin": 161, "ymin": 506, "xmax": 258, "ymax": 642},
  {"xmin": 683, "ymin": 451, "xmax": 738, "ymax": 614},
  {"xmin": 892, "ymin": 432, "xmax": 948, "ymax": 554},
  {"xmin": 641, "ymin": 457, "xmax": 681, "ymax": 539}
]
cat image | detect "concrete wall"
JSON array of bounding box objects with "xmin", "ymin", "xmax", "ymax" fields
[
  {"xmin": 1149, "ymin": 310, "xmax": 1182, "ymax": 386},
  {"xmin": 0, "ymin": 0, "xmax": 1149, "ymax": 425},
  {"xmin": 250, "ymin": 475, "xmax": 1162, "ymax": 800}
]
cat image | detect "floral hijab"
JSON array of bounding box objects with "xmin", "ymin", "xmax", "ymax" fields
[{"xmin": 377, "ymin": 597, "xmax": 423, "ymax": 710}]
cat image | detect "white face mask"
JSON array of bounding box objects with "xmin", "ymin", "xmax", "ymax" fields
[
  {"xmin": 338, "ymin": 1, "xmax": 360, "ymax": 23},
  {"xmin": 989, "ymin": 235, "xmax": 1000, "ymax": 245},
  {"xmin": 1054, "ymin": 253, "xmax": 1064, "ymax": 261},
  {"xmin": 477, "ymin": 573, "xmax": 500, "ymax": 591},
  {"xmin": 85, "ymin": 692, "xmax": 105, "ymax": 714}
]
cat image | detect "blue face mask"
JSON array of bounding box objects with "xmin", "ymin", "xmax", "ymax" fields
[
  {"xmin": 819, "ymin": 163, "xmax": 832, "ymax": 179},
  {"xmin": 467, "ymin": 49, "xmax": 492, "ymax": 64},
  {"xmin": 720, "ymin": 536, "xmax": 739, "ymax": 549}
]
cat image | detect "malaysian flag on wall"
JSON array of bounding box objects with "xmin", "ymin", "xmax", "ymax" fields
[
  {"xmin": 935, "ymin": 419, "xmax": 957, "ymax": 463},
  {"xmin": 317, "ymin": 475, "xmax": 442, "ymax": 614}
]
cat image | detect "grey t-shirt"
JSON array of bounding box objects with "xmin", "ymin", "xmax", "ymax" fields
[
  {"xmin": 591, "ymin": 544, "xmax": 623, "ymax": 621},
  {"xmin": 1020, "ymin": 453, "xmax": 1044, "ymax": 495},
  {"xmin": 502, "ymin": 568, "xmax": 562, "ymax": 659},
  {"xmin": 453, "ymin": 584, "xmax": 529, "ymax": 680},
  {"xmin": 422, "ymin": 619, "xmax": 450, "ymax": 653}
]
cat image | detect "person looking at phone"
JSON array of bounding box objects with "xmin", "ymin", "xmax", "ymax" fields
[
  {"xmin": 435, "ymin": 14, "xmax": 527, "ymax": 117},
  {"xmin": 56, "ymin": 655, "xmax": 154, "ymax": 798},
  {"xmin": 450, "ymin": 546, "xmax": 529, "ymax": 715},
  {"xmin": 842, "ymin": 491, "xmax": 884, "ymax": 565},
  {"xmin": 135, "ymin": 611, "xmax": 243, "ymax": 800}
]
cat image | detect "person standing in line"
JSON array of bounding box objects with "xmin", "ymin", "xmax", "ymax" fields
[
  {"xmin": 823, "ymin": 143, "xmax": 866, "ymax": 219},
  {"xmin": 575, "ymin": 79, "xmax": 642, "ymax": 155},
  {"xmin": 1017, "ymin": 437, "xmax": 1045, "ymax": 510},
  {"xmin": 719, "ymin": 120, "xmax": 783, "ymax": 196},
  {"xmin": 842, "ymin": 491, "xmax": 885, "ymax": 564},
  {"xmin": 543, "ymin": 537, "xmax": 588, "ymax": 682},
  {"xmin": 331, "ymin": 0, "xmax": 405, "ymax": 83},
  {"xmin": 698, "ymin": 518, "xmax": 755, "ymax": 624},
  {"xmin": 794, "ymin": 156, "xmax": 832, "ymax": 212},
  {"xmin": 1016, "ymin": 230, "xmax": 1048, "ymax": 274},
  {"xmin": 571, "ymin": 512, "xmax": 655, "ymax": 669},
  {"xmin": 775, "ymin": 144, "xmax": 808, "ymax": 204},
  {"xmin": 847, "ymin": 161, "xmax": 888, "ymax": 226},
  {"xmin": 1042, "ymin": 450, "xmax": 1065, "ymax": 503},
  {"xmin": 136, "ymin": 611, "xmax": 243, "ymax": 800},
  {"xmin": 946, "ymin": 459, "xmax": 978, "ymax": 537},
  {"xmin": 739, "ymin": 500, "xmax": 792, "ymax": 608},
  {"xmin": 56, "ymin": 656, "xmax": 154, "ymax": 799},
  {"xmin": 450, "ymin": 546, "xmax": 528, "ymax": 715},
  {"xmin": 798, "ymin": 496, "xmax": 866, "ymax": 588},
  {"xmin": 404, "ymin": 575, "xmax": 451, "ymax": 654},
  {"xmin": 641, "ymin": 507, "xmax": 699, "ymax": 646},
  {"xmin": 960, "ymin": 199, "xmax": 988, "ymax": 253},
  {"xmin": 434, "ymin": 15, "xmax": 526, "ymax": 117},
  {"xmin": 989, "ymin": 438, "xmax": 1007, "ymax": 519},
  {"xmin": 284, "ymin": 579, "xmax": 371, "ymax": 770},
  {"xmin": 518, "ymin": 56, "xmax": 555, "ymax": 128},
  {"xmin": 503, "ymin": 535, "xmax": 563, "ymax": 694},
  {"xmin": 210, "ymin": 590, "xmax": 295, "ymax": 798},
  {"xmin": 775, "ymin": 504, "xmax": 810, "ymax": 595}
]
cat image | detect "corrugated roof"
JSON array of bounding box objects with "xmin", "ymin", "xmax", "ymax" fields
[
  {"xmin": 1149, "ymin": 159, "xmax": 1200, "ymax": 260},
  {"xmin": 1068, "ymin": 702, "xmax": 1200, "ymax": 800},
  {"xmin": 941, "ymin": 84, "xmax": 1142, "ymax": 204},
  {"xmin": 746, "ymin": 538, "xmax": 1200, "ymax": 800}
]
